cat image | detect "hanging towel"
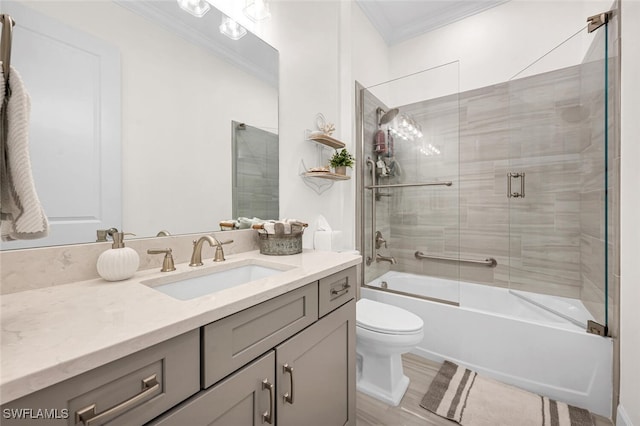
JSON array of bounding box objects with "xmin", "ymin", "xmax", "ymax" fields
[{"xmin": 0, "ymin": 65, "xmax": 49, "ymax": 240}]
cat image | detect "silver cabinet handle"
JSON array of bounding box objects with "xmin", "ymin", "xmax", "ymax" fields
[
  {"xmin": 75, "ymin": 374, "xmax": 160, "ymax": 426},
  {"xmin": 331, "ymin": 284, "xmax": 351, "ymax": 297},
  {"xmin": 283, "ymin": 364, "xmax": 294, "ymax": 404},
  {"xmin": 261, "ymin": 379, "xmax": 274, "ymax": 424}
]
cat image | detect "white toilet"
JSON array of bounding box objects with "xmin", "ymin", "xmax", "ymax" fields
[{"xmin": 356, "ymin": 298, "xmax": 424, "ymax": 406}]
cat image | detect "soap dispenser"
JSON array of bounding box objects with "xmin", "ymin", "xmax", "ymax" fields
[{"xmin": 97, "ymin": 229, "xmax": 140, "ymax": 281}]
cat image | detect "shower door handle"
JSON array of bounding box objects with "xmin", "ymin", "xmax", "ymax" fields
[{"xmin": 507, "ymin": 172, "xmax": 525, "ymax": 198}]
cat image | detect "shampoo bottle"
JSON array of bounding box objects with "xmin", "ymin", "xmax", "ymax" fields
[{"xmin": 97, "ymin": 229, "xmax": 140, "ymax": 281}]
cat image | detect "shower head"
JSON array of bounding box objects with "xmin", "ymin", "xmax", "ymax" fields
[{"xmin": 377, "ymin": 107, "xmax": 399, "ymax": 126}]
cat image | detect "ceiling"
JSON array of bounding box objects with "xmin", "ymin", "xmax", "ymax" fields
[{"xmin": 355, "ymin": 0, "xmax": 510, "ymax": 45}]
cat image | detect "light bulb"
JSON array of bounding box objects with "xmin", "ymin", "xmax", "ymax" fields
[
  {"xmin": 177, "ymin": 0, "xmax": 210, "ymax": 17},
  {"xmin": 220, "ymin": 16, "xmax": 247, "ymax": 40}
]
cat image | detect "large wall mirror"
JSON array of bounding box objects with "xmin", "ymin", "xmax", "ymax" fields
[{"xmin": 0, "ymin": 0, "xmax": 279, "ymax": 250}]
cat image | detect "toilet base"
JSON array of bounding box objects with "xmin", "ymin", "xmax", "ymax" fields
[
  {"xmin": 357, "ymin": 373, "xmax": 410, "ymax": 406},
  {"xmin": 356, "ymin": 352, "xmax": 411, "ymax": 406}
]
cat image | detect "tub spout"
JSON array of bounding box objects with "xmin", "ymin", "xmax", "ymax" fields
[{"xmin": 376, "ymin": 253, "xmax": 397, "ymax": 265}]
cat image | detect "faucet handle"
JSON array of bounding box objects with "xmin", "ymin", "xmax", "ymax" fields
[
  {"xmin": 147, "ymin": 248, "xmax": 176, "ymax": 272},
  {"xmin": 213, "ymin": 239, "xmax": 233, "ymax": 262}
]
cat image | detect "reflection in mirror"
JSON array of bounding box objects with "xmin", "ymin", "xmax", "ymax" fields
[
  {"xmin": 0, "ymin": 0, "xmax": 278, "ymax": 250},
  {"xmin": 232, "ymin": 121, "xmax": 279, "ymax": 221}
]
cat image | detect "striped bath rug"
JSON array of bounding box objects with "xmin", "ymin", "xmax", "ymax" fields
[{"xmin": 420, "ymin": 361, "xmax": 594, "ymax": 426}]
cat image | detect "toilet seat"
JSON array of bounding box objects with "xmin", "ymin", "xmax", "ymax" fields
[{"xmin": 357, "ymin": 299, "xmax": 423, "ymax": 335}]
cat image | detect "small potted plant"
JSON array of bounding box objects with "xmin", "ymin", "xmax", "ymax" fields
[{"xmin": 329, "ymin": 149, "xmax": 355, "ymax": 175}]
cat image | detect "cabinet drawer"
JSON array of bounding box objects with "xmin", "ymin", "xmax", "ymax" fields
[
  {"xmin": 318, "ymin": 267, "xmax": 355, "ymax": 317},
  {"xmin": 147, "ymin": 351, "xmax": 275, "ymax": 426},
  {"xmin": 1, "ymin": 330, "xmax": 200, "ymax": 426},
  {"xmin": 202, "ymin": 283, "xmax": 318, "ymax": 388}
]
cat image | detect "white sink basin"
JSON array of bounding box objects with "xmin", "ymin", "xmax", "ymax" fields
[{"xmin": 143, "ymin": 263, "xmax": 287, "ymax": 300}]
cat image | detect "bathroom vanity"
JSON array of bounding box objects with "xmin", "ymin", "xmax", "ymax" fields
[{"xmin": 0, "ymin": 250, "xmax": 359, "ymax": 425}]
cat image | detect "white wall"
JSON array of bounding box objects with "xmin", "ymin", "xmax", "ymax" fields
[
  {"xmin": 619, "ymin": 0, "xmax": 640, "ymax": 423},
  {"xmin": 350, "ymin": 3, "xmax": 390, "ymax": 89},
  {"xmin": 388, "ymin": 0, "xmax": 613, "ymax": 93},
  {"xmin": 243, "ymin": 0, "xmax": 354, "ymax": 248}
]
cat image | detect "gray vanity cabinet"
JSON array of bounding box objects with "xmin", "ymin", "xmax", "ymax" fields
[
  {"xmin": 150, "ymin": 299, "xmax": 355, "ymax": 426},
  {"xmin": 276, "ymin": 300, "xmax": 355, "ymax": 426},
  {"xmin": 150, "ymin": 266, "xmax": 357, "ymax": 426}
]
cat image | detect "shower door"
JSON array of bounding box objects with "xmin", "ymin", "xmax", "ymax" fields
[
  {"xmin": 507, "ymin": 17, "xmax": 615, "ymax": 333},
  {"xmin": 359, "ymin": 62, "xmax": 461, "ymax": 306}
]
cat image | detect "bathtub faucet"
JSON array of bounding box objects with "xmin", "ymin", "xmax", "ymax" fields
[{"xmin": 376, "ymin": 253, "xmax": 397, "ymax": 265}]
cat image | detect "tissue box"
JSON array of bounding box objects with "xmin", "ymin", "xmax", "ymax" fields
[{"xmin": 313, "ymin": 230, "xmax": 343, "ymax": 251}]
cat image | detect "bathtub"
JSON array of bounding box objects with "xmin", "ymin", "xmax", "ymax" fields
[{"xmin": 362, "ymin": 271, "xmax": 613, "ymax": 417}]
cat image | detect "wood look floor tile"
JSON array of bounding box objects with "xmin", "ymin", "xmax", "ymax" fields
[{"xmin": 356, "ymin": 353, "xmax": 613, "ymax": 426}]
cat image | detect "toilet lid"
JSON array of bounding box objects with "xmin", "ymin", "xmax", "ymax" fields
[{"xmin": 357, "ymin": 299, "xmax": 423, "ymax": 334}]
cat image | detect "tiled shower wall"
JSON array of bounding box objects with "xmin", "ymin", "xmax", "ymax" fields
[{"xmin": 363, "ymin": 60, "xmax": 612, "ymax": 322}]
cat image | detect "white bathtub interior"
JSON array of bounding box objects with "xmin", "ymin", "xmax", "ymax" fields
[
  {"xmin": 368, "ymin": 271, "xmax": 594, "ymax": 330},
  {"xmin": 362, "ymin": 271, "xmax": 613, "ymax": 417}
]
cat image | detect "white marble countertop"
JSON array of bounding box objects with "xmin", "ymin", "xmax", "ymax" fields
[{"xmin": 0, "ymin": 249, "xmax": 361, "ymax": 404}]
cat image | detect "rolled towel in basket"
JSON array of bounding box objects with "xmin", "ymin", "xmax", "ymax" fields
[{"xmin": 257, "ymin": 220, "xmax": 307, "ymax": 235}]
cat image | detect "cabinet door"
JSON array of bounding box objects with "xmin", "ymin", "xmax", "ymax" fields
[
  {"xmin": 276, "ymin": 300, "xmax": 356, "ymax": 426},
  {"xmin": 148, "ymin": 351, "xmax": 275, "ymax": 426}
]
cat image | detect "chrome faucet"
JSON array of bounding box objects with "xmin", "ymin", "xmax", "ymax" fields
[
  {"xmin": 376, "ymin": 253, "xmax": 397, "ymax": 265},
  {"xmin": 189, "ymin": 235, "xmax": 234, "ymax": 266}
]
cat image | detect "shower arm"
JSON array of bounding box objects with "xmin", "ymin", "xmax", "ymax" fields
[{"xmin": 366, "ymin": 158, "xmax": 376, "ymax": 266}]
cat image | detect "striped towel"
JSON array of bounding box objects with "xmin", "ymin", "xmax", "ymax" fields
[
  {"xmin": 1, "ymin": 65, "xmax": 49, "ymax": 240},
  {"xmin": 421, "ymin": 361, "xmax": 594, "ymax": 426}
]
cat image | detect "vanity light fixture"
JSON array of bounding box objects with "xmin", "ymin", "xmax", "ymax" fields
[
  {"xmin": 219, "ymin": 15, "xmax": 247, "ymax": 40},
  {"xmin": 176, "ymin": 0, "xmax": 210, "ymax": 18},
  {"xmin": 243, "ymin": 0, "xmax": 271, "ymax": 22}
]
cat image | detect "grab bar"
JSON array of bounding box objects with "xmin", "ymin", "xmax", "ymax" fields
[
  {"xmin": 366, "ymin": 158, "xmax": 377, "ymax": 266},
  {"xmin": 415, "ymin": 251, "xmax": 497, "ymax": 267},
  {"xmin": 365, "ymin": 181, "xmax": 452, "ymax": 189}
]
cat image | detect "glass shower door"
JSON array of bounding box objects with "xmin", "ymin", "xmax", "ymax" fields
[
  {"xmin": 360, "ymin": 62, "xmax": 461, "ymax": 306},
  {"xmin": 507, "ymin": 20, "xmax": 613, "ymax": 332}
]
